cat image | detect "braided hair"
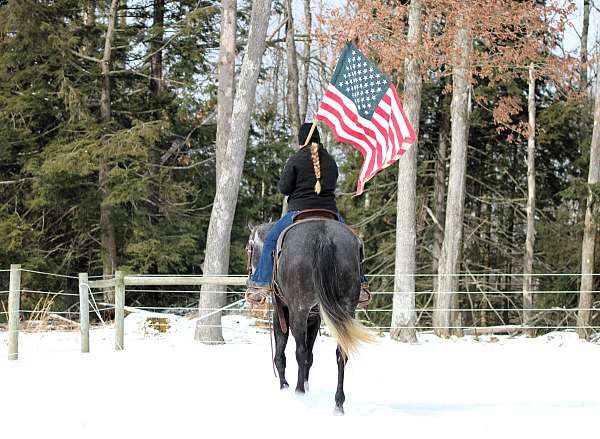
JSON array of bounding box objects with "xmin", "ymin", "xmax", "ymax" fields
[{"xmin": 310, "ymin": 142, "xmax": 322, "ymax": 194}]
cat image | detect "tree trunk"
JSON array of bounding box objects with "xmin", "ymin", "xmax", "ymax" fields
[
  {"xmin": 150, "ymin": 0, "xmax": 164, "ymax": 97},
  {"xmin": 284, "ymin": 0, "xmax": 301, "ymax": 135},
  {"xmin": 433, "ymin": 21, "xmax": 471, "ymax": 338},
  {"xmin": 114, "ymin": 0, "xmax": 127, "ymax": 70},
  {"xmin": 194, "ymin": 0, "xmax": 272, "ymax": 343},
  {"xmin": 577, "ymin": 47, "xmax": 600, "ymax": 340},
  {"xmin": 523, "ymin": 63, "xmax": 536, "ymax": 336},
  {"xmin": 99, "ymin": 0, "xmax": 120, "ymax": 304},
  {"xmin": 215, "ymin": 0, "xmax": 237, "ymax": 183},
  {"xmin": 432, "ymin": 92, "xmax": 450, "ymax": 292},
  {"xmin": 299, "ymin": 0, "xmax": 311, "ymax": 122},
  {"xmin": 148, "ymin": 0, "xmax": 164, "ymax": 222},
  {"xmin": 83, "ymin": 0, "xmax": 95, "ymax": 28},
  {"xmin": 118, "ymin": 0, "xmax": 127, "ymax": 28},
  {"xmin": 390, "ymin": 0, "xmax": 422, "ymax": 344},
  {"xmin": 581, "ymin": 0, "xmax": 590, "ymax": 92}
]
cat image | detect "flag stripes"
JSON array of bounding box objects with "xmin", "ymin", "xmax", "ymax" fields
[{"xmin": 317, "ymin": 83, "xmax": 416, "ymax": 195}]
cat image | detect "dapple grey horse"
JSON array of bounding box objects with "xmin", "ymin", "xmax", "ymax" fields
[{"xmin": 248, "ymin": 219, "xmax": 374, "ymax": 414}]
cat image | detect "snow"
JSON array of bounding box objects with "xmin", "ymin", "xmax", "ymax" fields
[{"xmin": 1, "ymin": 312, "xmax": 600, "ymax": 438}]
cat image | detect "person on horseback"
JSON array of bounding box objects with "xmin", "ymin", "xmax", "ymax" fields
[{"xmin": 245, "ymin": 122, "xmax": 371, "ymax": 308}]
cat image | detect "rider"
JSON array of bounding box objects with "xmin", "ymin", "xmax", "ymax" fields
[{"xmin": 245, "ymin": 122, "xmax": 371, "ymax": 308}]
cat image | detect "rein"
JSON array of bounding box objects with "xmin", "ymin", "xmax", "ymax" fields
[{"xmin": 268, "ymin": 298, "xmax": 278, "ymax": 379}]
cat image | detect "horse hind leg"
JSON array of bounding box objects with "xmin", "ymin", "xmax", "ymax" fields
[
  {"xmin": 290, "ymin": 313, "xmax": 310, "ymax": 394},
  {"xmin": 273, "ymin": 307, "xmax": 290, "ymax": 390},
  {"xmin": 334, "ymin": 345, "xmax": 347, "ymax": 415}
]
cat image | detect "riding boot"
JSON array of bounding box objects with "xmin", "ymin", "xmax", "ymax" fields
[
  {"xmin": 358, "ymin": 283, "xmax": 372, "ymax": 309},
  {"xmin": 245, "ymin": 284, "xmax": 271, "ymax": 305},
  {"xmin": 356, "ymin": 238, "xmax": 371, "ymax": 309}
]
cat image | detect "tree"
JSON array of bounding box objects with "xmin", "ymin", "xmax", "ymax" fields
[
  {"xmin": 284, "ymin": 0, "xmax": 301, "ymax": 134},
  {"xmin": 432, "ymin": 91, "xmax": 450, "ymax": 292},
  {"xmin": 433, "ymin": 15, "xmax": 471, "ymax": 338},
  {"xmin": 390, "ymin": 0, "xmax": 422, "ymax": 343},
  {"xmin": 99, "ymin": 0, "xmax": 120, "ymax": 303},
  {"xmin": 299, "ymin": 0, "xmax": 311, "ymax": 121},
  {"xmin": 523, "ymin": 63, "xmax": 536, "ymax": 335},
  {"xmin": 577, "ymin": 47, "xmax": 600, "ymax": 339},
  {"xmin": 216, "ymin": 0, "xmax": 237, "ymax": 183},
  {"xmin": 580, "ymin": 0, "xmax": 590, "ymax": 92},
  {"xmin": 195, "ymin": 0, "xmax": 272, "ymax": 343},
  {"xmin": 148, "ymin": 0, "xmax": 164, "ymax": 221}
]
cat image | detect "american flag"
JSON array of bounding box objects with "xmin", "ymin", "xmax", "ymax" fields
[{"xmin": 316, "ymin": 42, "xmax": 417, "ymax": 195}]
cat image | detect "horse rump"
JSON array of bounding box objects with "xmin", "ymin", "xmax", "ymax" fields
[{"xmin": 312, "ymin": 233, "xmax": 376, "ymax": 358}]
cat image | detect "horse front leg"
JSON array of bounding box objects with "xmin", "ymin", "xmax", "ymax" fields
[
  {"xmin": 273, "ymin": 307, "xmax": 290, "ymax": 390},
  {"xmin": 334, "ymin": 345, "xmax": 347, "ymax": 415},
  {"xmin": 304, "ymin": 312, "xmax": 320, "ymax": 390}
]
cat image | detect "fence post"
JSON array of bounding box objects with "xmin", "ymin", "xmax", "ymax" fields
[
  {"xmin": 8, "ymin": 264, "xmax": 21, "ymax": 361},
  {"xmin": 115, "ymin": 270, "xmax": 125, "ymax": 351},
  {"xmin": 79, "ymin": 272, "xmax": 89, "ymax": 353}
]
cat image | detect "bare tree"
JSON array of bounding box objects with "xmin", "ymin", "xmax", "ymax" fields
[
  {"xmin": 284, "ymin": 0, "xmax": 301, "ymax": 134},
  {"xmin": 216, "ymin": 0, "xmax": 237, "ymax": 182},
  {"xmin": 299, "ymin": 0, "xmax": 311, "ymax": 121},
  {"xmin": 523, "ymin": 63, "xmax": 536, "ymax": 335},
  {"xmin": 577, "ymin": 45, "xmax": 600, "ymax": 340},
  {"xmin": 432, "ymin": 92, "xmax": 450, "ymax": 292},
  {"xmin": 433, "ymin": 19, "xmax": 471, "ymax": 338},
  {"xmin": 390, "ymin": 0, "xmax": 422, "ymax": 343},
  {"xmin": 581, "ymin": 0, "xmax": 591, "ymax": 92},
  {"xmin": 195, "ymin": 0, "xmax": 272, "ymax": 343},
  {"xmin": 99, "ymin": 0, "xmax": 120, "ymax": 303}
]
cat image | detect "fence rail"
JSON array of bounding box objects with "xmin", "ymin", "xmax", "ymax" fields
[{"xmin": 2, "ymin": 266, "xmax": 600, "ymax": 360}]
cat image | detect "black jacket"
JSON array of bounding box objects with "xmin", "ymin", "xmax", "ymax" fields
[{"xmin": 277, "ymin": 145, "xmax": 338, "ymax": 212}]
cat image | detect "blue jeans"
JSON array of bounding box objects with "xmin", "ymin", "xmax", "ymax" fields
[
  {"xmin": 249, "ymin": 211, "xmax": 366, "ymax": 287},
  {"xmin": 250, "ymin": 211, "xmax": 298, "ymax": 286}
]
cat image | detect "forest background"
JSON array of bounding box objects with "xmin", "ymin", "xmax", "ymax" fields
[{"xmin": 1, "ymin": 0, "xmax": 599, "ymax": 341}]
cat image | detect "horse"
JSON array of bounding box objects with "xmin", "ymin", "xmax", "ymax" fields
[{"xmin": 247, "ymin": 218, "xmax": 375, "ymax": 414}]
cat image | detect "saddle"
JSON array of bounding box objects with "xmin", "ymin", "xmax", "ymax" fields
[
  {"xmin": 276, "ymin": 209, "xmax": 339, "ymax": 257},
  {"xmin": 292, "ymin": 208, "xmax": 337, "ymax": 222}
]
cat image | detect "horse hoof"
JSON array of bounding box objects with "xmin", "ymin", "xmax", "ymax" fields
[
  {"xmin": 295, "ymin": 389, "xmax": 306, "ymax": 396},
  {"xmin": 280, "ymin": 382, "xmax": 289, "ymax": 390},
  {"xmin": 333, "ymin": 406, "xmax": 345, "ymax": 416}
]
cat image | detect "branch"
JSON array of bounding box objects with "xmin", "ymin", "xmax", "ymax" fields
[
  {"xmin": 425, "ymin": 206, "xmax": 444, "ymax": 232},
  {"xmin": 0, "ymin": 177, "xmax": 35, "ymax": 186},
  {"xmin": 70, "ymin": 49, "xmax": 101, "ymax": 64}
]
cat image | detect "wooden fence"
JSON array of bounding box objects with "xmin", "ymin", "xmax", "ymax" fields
[{"xmin": 6, "ymin": 266, "xmax": 247, "ymax": 360}]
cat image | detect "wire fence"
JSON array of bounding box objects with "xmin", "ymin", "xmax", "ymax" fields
[{"xmin": 2, "ymin": 267, "xmax": 600, "ymax": 360}]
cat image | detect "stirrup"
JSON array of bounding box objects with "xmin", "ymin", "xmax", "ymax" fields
[
  {"xmin": 245, "ymin": 286, "xmax": 271, "ymax": 305},
  {"xmin": 358, "ymin": 283, "xmax": 372, "ymax": 309}
]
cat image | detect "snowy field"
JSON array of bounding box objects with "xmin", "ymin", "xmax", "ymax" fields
[{"xmin": 1, "ymin": 312, "xmax": 600, "ymax": 439}]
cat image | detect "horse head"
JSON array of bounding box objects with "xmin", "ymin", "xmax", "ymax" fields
[{"xmin": 245, "ymin": 222, "xmax": 275, "ymax": 276}]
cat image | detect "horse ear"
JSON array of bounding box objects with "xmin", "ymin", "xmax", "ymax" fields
[{"xmin": 247, "ymin": 222, "xmax": 256, "ymax": 233}]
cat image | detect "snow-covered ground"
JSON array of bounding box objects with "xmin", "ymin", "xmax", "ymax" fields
[{"xmin": 1, "ymin": 312, "xmax": 600, "ymax": 438}]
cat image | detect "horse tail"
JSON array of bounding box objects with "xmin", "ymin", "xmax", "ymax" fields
[{"xmin": 313, "ymin": 234, "xmax": 376, "ymax": 358}]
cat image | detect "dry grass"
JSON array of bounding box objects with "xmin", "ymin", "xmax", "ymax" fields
[{"xmin": 21, "ymin": 294, "xmax": 79, "ymax": 332}]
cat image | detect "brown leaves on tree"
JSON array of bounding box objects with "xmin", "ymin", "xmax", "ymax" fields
[{"xmin": 318, "ymin": 0, "xmax": 579, "ymax": 136}]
